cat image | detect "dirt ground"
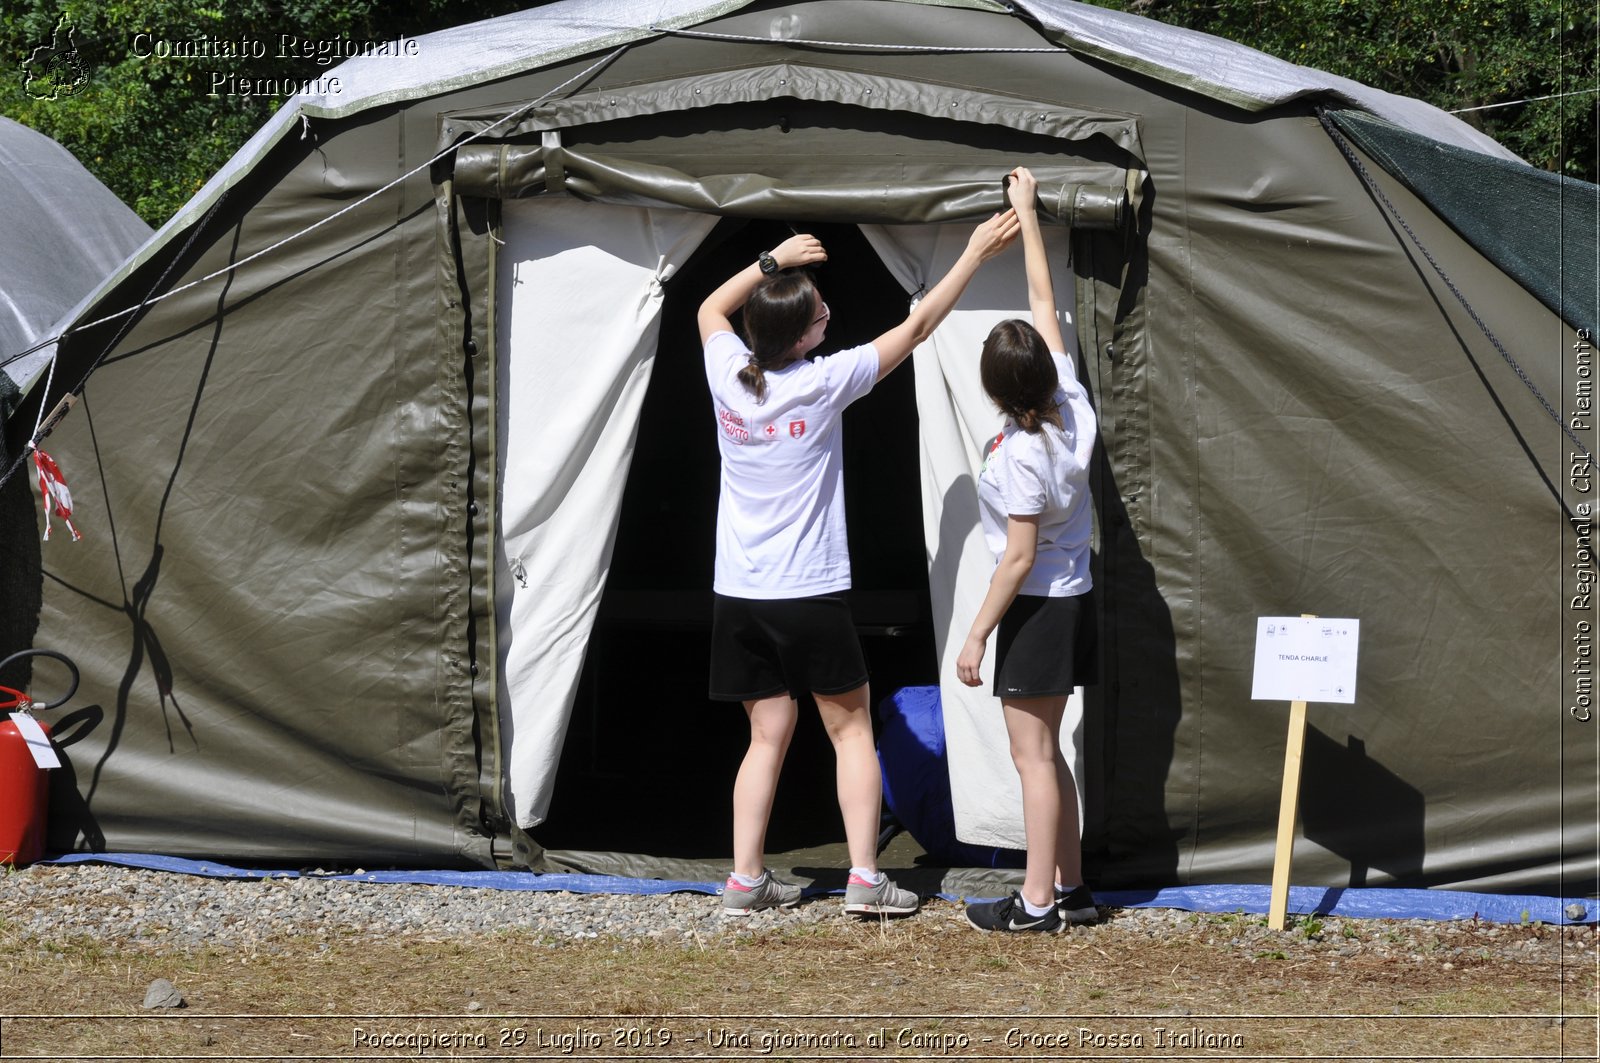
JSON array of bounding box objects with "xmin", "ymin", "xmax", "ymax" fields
[{"xmin": 2, "ymin": 896, "xmax": 1596, "ymax": 1061}]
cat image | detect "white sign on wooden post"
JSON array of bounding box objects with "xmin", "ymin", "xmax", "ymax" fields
[
  {"xmin": 1251, "ymin": 617, "xmax": 1360, "ymax": 704},
  {"xmin": 1252, "ymin": 615, "xmax": 1360, "ymax": 931}
]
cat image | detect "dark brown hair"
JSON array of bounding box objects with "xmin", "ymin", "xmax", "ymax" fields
[
  {"xmin": 979, "ymin": 319, "xmax": 1063, "ymax": 433},
  {"xmin": 738, "ymin": 272, "xmax": 817, "ymax": 403}
]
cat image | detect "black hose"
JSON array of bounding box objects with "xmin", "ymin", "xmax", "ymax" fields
[{"xmin": 0, "ymin": 649, "xmax": 79, "ymax": 709}]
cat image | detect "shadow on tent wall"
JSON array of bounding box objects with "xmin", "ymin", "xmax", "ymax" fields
[
  {"xmin": 1070, "ymin": 198, "xmax": 1185, "ymax": 890},
  {"xmin": 532, "ymin": 219, "xmax": 937, "ymax": 861},
  {"xmin": 1300, "ymin": 725, "xmax": 1425, "ymax": 886}
]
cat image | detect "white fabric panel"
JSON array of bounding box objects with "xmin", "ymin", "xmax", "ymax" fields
[
  {"xmin": 859, "ymin": 222, "xmax": 1086, "ymax": 850},
  {"xmin": 498, "ymin": 198, "xmax": 718, "ymax": 828}
]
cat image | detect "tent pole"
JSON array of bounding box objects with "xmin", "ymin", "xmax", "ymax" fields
[{"xmin": 1267, "ymin": 612, "xmax": 1317, "ymax": 931}]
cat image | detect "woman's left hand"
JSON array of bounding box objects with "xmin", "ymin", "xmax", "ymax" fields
[
  {"xmin": 955, "ymin": 634, "xmax": 986, "ymax": 687},
  {"xmin": 771, "ymin": 233, "xmax": 827, "ymax": 270},
  {"xmin": 1005, "ymin": 166, "xmax": 1038, "ymax": 214}
]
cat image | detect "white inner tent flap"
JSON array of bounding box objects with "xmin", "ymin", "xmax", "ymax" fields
[
  {"xmin": 859, "ymin": 222, "xmax": 1088, "ymax": 851},
  {"xmin": 497, "ymin": 198, "xmax": 718, "ymax": 829}
]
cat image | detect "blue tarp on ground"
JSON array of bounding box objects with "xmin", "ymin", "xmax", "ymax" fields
[{"xmin": 38, "ymin": 852, "xmax": 1596, "ymax": 924}]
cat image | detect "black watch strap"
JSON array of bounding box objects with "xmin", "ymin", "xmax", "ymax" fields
[{"xmin": 758, "ymin": 251, "xmax": 779, "ymax": 275}]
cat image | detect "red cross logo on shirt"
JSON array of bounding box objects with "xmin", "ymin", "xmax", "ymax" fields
[{"xmin": 764, "ymin": 424, "xmax": 777, "ymax": 438}]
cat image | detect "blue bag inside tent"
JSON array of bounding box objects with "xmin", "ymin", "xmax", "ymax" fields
[{"xmin": 876, "ymin": 686, "xmax": 1024, "ymax": 869}]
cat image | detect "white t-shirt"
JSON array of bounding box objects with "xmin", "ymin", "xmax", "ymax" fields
[
  {"xmin": 977, "ymin": 350, "xmax": 1097, "ymax": 597},
  {"xmin": 704, "ymin": 329, "xmax": 879, "ymax": 598}
]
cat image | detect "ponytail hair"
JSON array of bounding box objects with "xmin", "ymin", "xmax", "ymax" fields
[
  {"xmin": 979, "ymin": 319, "xmax": 1064, "ymax": 434},
  {"xmin": 738, "ymin": 272, "xmax": 817, "ymax": 404}
]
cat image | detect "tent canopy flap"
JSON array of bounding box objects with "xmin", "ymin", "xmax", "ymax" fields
[
  {"xmin": 452, "ymin": 142, "xmax": 1130, "ymax": 226},
  {"xmin": 443, "ymin": 62, "xmax": 1141, "ymax": 222}
]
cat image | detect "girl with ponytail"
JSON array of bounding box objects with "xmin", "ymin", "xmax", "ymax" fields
[
  {"xmin": 698, "ymin": 216, "xmax": 1019, "ymax": 918},
  {"xmin": 956, "ymin": 167, "xmax": 1101, "ymax": 935}
]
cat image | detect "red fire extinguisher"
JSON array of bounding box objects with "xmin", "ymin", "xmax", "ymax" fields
[{"xmin": 0, "ymin": 650, "xmax": 79, "ymax": 867}]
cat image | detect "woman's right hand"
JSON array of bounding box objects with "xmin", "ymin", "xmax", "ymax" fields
[
  {"xmin": 965, "ymin": 209, "xmax": 1021, "ymax": 263},
  {"xmin": 955, "ymin": 634, "xmax": 987, "ymax": 687},
  {"xmin": 771, "ymin": 233, "xmax": 827, "ymax": 270},
  {"xmin": 1006, "ymin": 166, "xmax": 1038, "ymax": 215}
]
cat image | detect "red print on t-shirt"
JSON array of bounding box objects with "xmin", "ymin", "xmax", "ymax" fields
[
  {"xmin": 789, "ymin": 420, "xmax": 806, "ymax": 440},
  {"xmin": 719, "ymin": 409, "xmax": 748, "ymax": 445}
]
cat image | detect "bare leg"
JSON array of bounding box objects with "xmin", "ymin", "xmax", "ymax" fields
[
  {"xmin": 732, "ymin": 694, "xmax": 798, "ymax": 878},
  {"xmin": 814, "ymin": 683, "xmax": 881, "ymax": 872},
  {"xmin": 1054, "ymin": 737, "xmax": 1083, "ymax": 890},
  {"xmin": 1001, "ymin": 695, "xmax": 1079, "ymax": 908}
]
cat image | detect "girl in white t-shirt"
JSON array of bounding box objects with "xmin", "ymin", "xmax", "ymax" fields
[
  {"xmin": 699, "ymin": 218, "xmax": 1019, "ymax": 918},
  {"xmin": 956, "ymin": 167, "xmax": 1101, "ymax": 934}
]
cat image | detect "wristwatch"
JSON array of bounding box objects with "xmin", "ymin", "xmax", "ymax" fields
[{"xmin": 757, "ymin": 251, "xmax": 779, "ymax": 276}]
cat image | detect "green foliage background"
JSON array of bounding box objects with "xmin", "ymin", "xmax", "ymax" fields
[
  {"xmin": 1098, "ymin": 0, "xmax": 1597, "ymax": 179},
  {"xmin": 0, "ymin": 0, "xmax": 1595, "ymax": 227},
  {"xmin": 0, "ymin": 0, "xmax": 528, "ymax": 224}
]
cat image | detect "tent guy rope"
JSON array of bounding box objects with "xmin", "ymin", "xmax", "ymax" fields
[{"xmin": 1449, "ymin": 87, "xmax": 1600, "ymax": 114}]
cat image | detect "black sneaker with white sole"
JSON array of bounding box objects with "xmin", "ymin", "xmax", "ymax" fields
[
  {"xmin": 1055, "ymin": 884, "xmax": 1100, "ymax": 925},
  {"xmin": 964, "ymin": 892, "xmax": 1064, "ymax": 934}
]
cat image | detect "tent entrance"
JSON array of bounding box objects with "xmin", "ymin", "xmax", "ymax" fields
[{"xmin": 530, "ymin": 219, "xmax": 936, "ymax": 859}]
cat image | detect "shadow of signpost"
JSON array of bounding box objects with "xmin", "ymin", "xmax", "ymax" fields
[{"xmin": 1299, "ymin": 726, "xmax": 1426, "ymax": 887}]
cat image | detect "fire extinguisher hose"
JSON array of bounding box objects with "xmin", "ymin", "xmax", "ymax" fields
[{"xmin": 0, "ymin": 649, "xmax": 80, "ymax": 710}]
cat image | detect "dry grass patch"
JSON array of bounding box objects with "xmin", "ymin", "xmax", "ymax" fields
[{"xmin": 2, "ymin": 899, "xmax": 1595, "ymax": 1060}]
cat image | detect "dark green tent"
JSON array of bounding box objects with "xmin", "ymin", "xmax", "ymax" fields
[{"xmin": 4, "ymin": 0, "xmax": 1593, "ymax": 897}]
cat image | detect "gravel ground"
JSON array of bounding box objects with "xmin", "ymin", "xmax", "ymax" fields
[{"xmin": 2, "ymin": 862, "xmax": 1596, "ymax": 967}]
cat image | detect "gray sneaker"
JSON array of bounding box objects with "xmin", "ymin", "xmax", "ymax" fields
[
  {"xmin": 842, "ymin": 873, "xmax": 919, "ymax": 916},
  {"xmin": 720, "ymin": 870, "xmax": 802, "ymax": 916}
]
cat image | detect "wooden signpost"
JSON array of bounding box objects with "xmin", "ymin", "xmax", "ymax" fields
[{"xmin": 1251, "ymin": 615, "xmax": 1360, "ymax": 931}]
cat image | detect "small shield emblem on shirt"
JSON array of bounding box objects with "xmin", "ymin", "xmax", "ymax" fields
[{"xmin": 789, "ymin": 420, "xmax": 806, "ymax": 439}]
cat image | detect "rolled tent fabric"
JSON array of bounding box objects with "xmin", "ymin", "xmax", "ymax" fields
[
  {"xmin": 858, "ymin": 221, "xmax": 1086, "ymax": 849},
  {"xmin": 496, "ymin": 199, "xmax": 718, "ymax": 829}
]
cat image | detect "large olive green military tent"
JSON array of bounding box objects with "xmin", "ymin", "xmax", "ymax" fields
[{"xmin": 5, "ymin": 0, "xmax": 1594, "ymax": 897}]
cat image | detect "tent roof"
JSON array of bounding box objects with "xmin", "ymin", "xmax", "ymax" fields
[
  {"xmin": 1018, "ymin": 0, "xmax": 1514, "ymax": 155},
  {"xmin": 9, "ymin": 0, "xmax": 1528, "ymax": 396},
  {"xmin": 141, "ymin": 0, "xmax": 1529, "ymax": 235},
  {"xmin": 0, "ymin": 118, "xmax": 150, "ymax": 380},
  {"xmin": 287, "ymin": 0, "xmax": 1513, "ymax": 158}
]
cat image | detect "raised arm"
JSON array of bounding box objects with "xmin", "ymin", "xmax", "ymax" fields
[
  {"xmin": 1006, "ymin": 167, "xmax": 1067, "ymax": 357},
  {"xmin": 869, "ymin": 209, "xmax": 1020, "ymax": 381},
  {"xmin": 697, "ymin": 234, "xmax": 827, "ymax": 345}
]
